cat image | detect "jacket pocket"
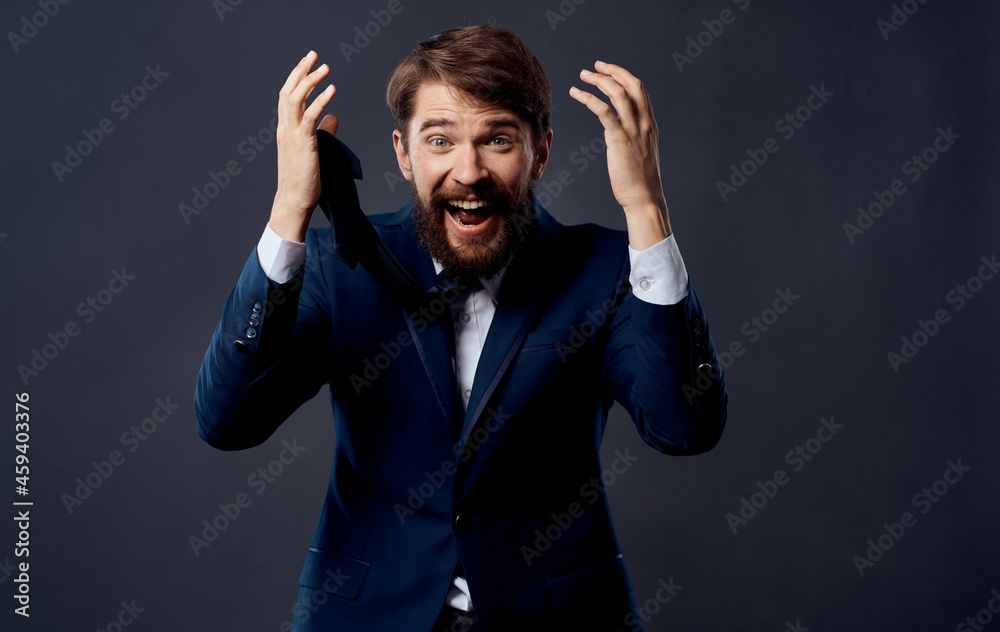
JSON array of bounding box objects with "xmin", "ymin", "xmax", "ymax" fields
[
  {"xmin": 546, "ymin": 554, "xmax": 632, "ymax": 611},
  {"xmin": 521, "ymin": 326, "xmax": 578, "ymax": 353},
  {"xmin": 297, "ymin": 547, "xmax": 370, "ymax": 600}
]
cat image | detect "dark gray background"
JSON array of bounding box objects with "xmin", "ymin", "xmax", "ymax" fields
[{"xmin": 2, "ymin": 0, "xmax": 997, "ymax": 630}]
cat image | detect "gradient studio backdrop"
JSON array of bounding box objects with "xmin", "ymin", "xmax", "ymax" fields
[{"xmin": 2, "ymin": 0, "xmax": 997, "ymax": 630}]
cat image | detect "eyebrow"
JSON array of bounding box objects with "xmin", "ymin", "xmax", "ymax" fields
[{"xmin": 418, "ymin": 117, "xmax": 522, "ymax": 135}]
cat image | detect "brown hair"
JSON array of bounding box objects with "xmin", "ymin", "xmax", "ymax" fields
[{"xmin": 386, "ymin": 24, "xmax": 552, "ymax": 152}]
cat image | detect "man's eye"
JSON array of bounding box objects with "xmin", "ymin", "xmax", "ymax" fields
[
  {"xmin": 431, "ymin": 138, "xmax": 448, "ymax": 147},
  {"xmin": 490, "ymin": 138, "xmax": 510, "ymax": 146}
]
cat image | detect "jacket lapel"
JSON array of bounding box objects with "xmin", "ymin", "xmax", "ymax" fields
[
  {"xmin": 375, "ymin": 200, "xmax": 565, "ymax": 451},
  {"xmin": 457, "ymin": 201, "xmax": 564, "ymax": 454},
  {"xmin": 378, "ymin": 206, "xmax": 462, "ymax": 440}
]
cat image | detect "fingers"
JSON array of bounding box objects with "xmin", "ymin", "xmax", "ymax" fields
[
  {"xmin": 279, "ymin": 51, "xmax": 318, "ymax": 98},
  {"xmin": 595, "ymin": 60, "xmax": 657, "ymax": 135},
  {"xmin": 279, "ymin": 51, "xmax": 335, "ymax": 128},
  {"xmin": 291, "ymin": 61, "xmax": 330, "ymax": 107},
  {"xmin": 572, "ymin": 61, "xmax": 655, "ymax": 136},
  {"xmin": 303, "ymin": 85, "xmax": 335, "ymax": 129},
  {"xmin": 569, "ymin": 84, "xmax": 622, "ymax": 134},
  {"xmin": 577, "ymin": 65, "xmax": 637, "ymax": 135}
]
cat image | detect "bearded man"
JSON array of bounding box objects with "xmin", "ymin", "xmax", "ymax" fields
[{"xmin": 195, "ymin": 24, "xmax": 727, "ymax": 632}]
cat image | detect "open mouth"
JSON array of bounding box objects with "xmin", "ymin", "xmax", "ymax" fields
[{"xmin": 445, "ymin": 199, "xmax": 496, "ymax": 226}]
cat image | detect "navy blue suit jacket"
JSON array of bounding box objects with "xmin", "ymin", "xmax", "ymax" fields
[{"xmin": 194, "ymin": 199, "xmax": 728, "ymax": 631}]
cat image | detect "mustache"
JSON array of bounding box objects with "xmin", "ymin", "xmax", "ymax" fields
[{"xmin": 430, "ymin": 186, "xmax": 511, "ymax": 209}]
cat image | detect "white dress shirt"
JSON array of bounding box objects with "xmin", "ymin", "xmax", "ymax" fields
[{"xmin": 255, "ymin": 221, "xmax": 690, "ymax": 611}]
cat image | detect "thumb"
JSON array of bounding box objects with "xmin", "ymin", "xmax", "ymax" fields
[{"xmin": 318, "ymin": 114, "xmax": 339, "ymax": 136}]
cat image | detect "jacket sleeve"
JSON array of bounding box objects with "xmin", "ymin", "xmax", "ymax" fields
[
  {"xmin": 194, "ymin": 229, "xmax": 334, "ymax": 450},
  {"xmin": 602, "ymin": 252, "xmax": 728, "ymax": 456}
]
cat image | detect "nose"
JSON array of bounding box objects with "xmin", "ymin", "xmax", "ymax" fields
[{"xmin": 450, "ymin": 143, "xmax": 490, "ymax": 187}]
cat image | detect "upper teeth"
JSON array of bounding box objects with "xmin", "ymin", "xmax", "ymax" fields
[{"xmin": 448, "ymin": 200, "xmax": 487, "ymax": 210}]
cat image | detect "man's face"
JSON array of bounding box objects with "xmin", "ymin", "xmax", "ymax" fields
[{"xmin": 393, "ymin": 81, "xmax": 552, "ymax": 283}]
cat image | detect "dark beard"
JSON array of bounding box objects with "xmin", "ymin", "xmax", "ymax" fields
[{"xmin": 410, "ymin": 177, "xmax": 538, "ymax": 285}]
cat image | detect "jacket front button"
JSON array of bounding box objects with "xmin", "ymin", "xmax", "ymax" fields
[
  {"xmin": 252, "ymin": 299, "xmax": 263, "ymax": 313},
  {"xmin": 249, "ymin": 312, "xmax": 261, "ymax": 326},
  {"xmin": 453, "ymin": 513, "xmax": 472, "ymax": 531}
]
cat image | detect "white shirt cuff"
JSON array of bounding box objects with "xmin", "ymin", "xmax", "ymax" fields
[
  {"xmin": 627, "ymin": 233, "xmax": 690, "ymax": 305},
  {"xmin": 257, "ymin": 223, "xmax": 306, "ymax": 284}
]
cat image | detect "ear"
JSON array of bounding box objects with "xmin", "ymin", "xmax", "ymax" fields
[
  {"xmin": 392, "ymin": 129, "xmax": 413, "ymax": 181},
  {"xmin": 531, "ymin": 128, "xmax": 554, "ymax": 180}
]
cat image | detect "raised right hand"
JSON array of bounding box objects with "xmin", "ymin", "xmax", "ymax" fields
[{"xmin": 269, "ymin": 50, "xmax": 338, "ymax": 243}]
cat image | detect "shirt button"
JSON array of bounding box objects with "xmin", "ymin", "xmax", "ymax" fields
[
  {"xmin": 460, "ymin": 313, "xmax": 471, "ymax": 324},
  {"xmin": 249, "ymin": 312, "xmax": 261, "ymax": 326},
  {"xmin": 464, "ymin": 389, "xmax": 472, "ymax": 399},
  {"xmin": 638, "ymin": 279, "xmax": 651, "ymax": 291},
  {"xmin": 251, "ymin": 299, "xmax": 263, "ymax": 313}
]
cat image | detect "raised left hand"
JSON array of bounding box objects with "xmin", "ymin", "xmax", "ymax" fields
[{"xmin": 570, "ymin": 61, "xmax": 670, "ymax": 244}]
